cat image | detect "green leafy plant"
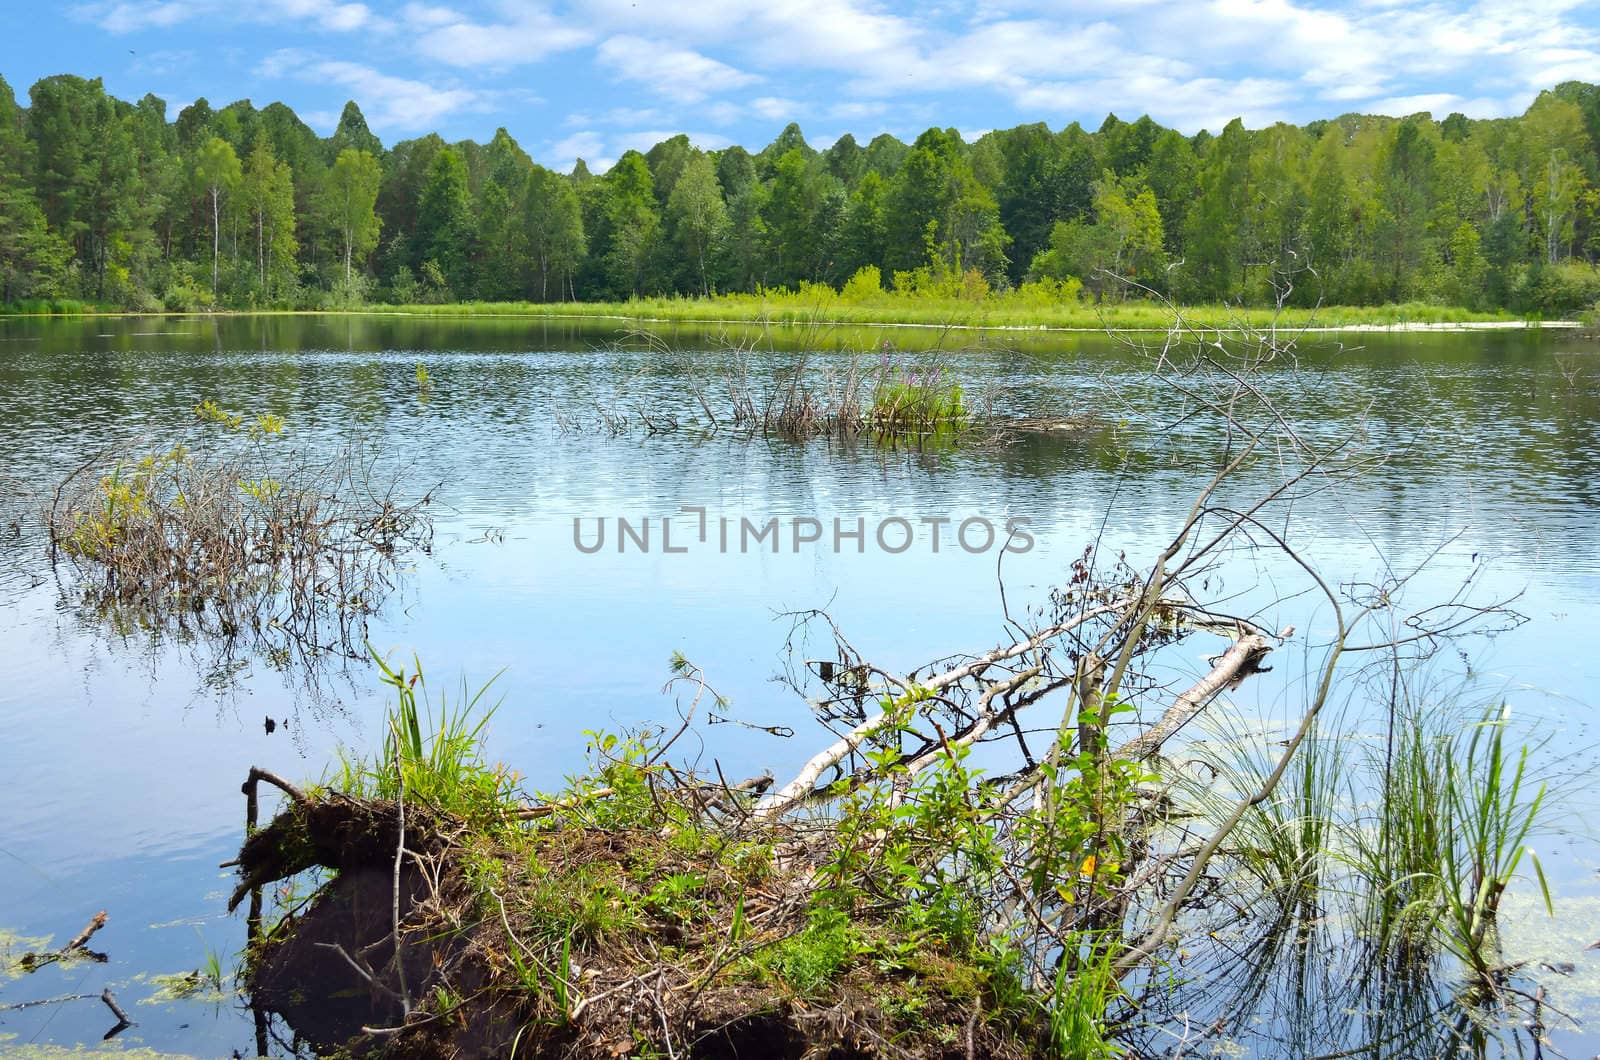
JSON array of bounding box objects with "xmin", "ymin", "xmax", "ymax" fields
[{"xmin": 330, "ymin": 651, "xmax": 514, "ymax": 822}]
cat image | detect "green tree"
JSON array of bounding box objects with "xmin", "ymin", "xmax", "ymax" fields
[
  {"xmin": 1183, "ymin": 119, "xmax": 1252, "ymax": 300},
  {"xmin": 0, "ymin": 75, "xmax": 70, "ymax": 302},
  {"xmin": 473, "ymin": 178, "xmax": 524, "ymax": 300},
  {"xmin": 524, "ymin": 167, "xmax": 585, "ymax": 301},
  {"xmin": 840, "ymin": 170, "xmax": 889, "ymax": 277},
  {"xmin": 887, "ymin": 128, "xmax": 1008, "ymax": 280},
  {"xmin": 240, "ymin": 140, "xmax": 297, "ymax": 297},
  {"xmin": 415, "ymin": 147, "xmax": 473, "ymax": 295},
  {"xmin": 324, "ymin": 147, "xmax": 381, "ymax": 285},
  {"xmin": 595, "ymin": 152, "xmax": 661, "ymax": 298},
  {"xmin": 29, "ymin": 75, "xmax": 147, "ymax": 298},
  {"xmin": 665, "ymin": 151, "xmax": 728, "ymax": 296},
  {"xmin": 645, "ymin": 134, "xmax": 693, "ymax": 206},
  {"xmin": 1032, "ymin": 172, "xmax": 1163, "ymax": 297},
  {"xmin": 194, "ymin": 136, "xmax": 241, "ymax": 295},
  {"xmin": 330, "ymin": 101, "xmax": 382, "ymax": 160},
  {"xmin": 721, "ymin": 180, "xmax": 769, "ymax": 292},
  {"xmin": 763, "ymin": 148, "xmax": 825, "ymax": 286},
  {"xmin": 1376, "ymin": 119, "xmax": 1440, "ymax": 299}
]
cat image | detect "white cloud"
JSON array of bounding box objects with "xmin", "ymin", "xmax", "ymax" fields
[
  {"xmin": 592, "ymin": 106, "xmax": 669, "ymax": 127},
  {"xmin": 550, "ymin": 130, "xmax": 606, "ymax": 169},
  {"xmin": 254, "ymin": 50, "xmax": 488, "ymax": 134},
  {"xmin": 73, "ymin": 0, "xmax": 383, "ymax": 32},
  {"xmin": 1016, "ymin": 73, "xmax": 1299, "ymax": 133},
  {"xmin": 749, "ymin": 97, "xmax": 801, "ymax": 121},
  {"xmin": 69, "ymin": 0, "xmax": 1600, "ymax": 147},
  {"xmin": 254, "ymin": 47, "xmax": 312, "ymax": 79},
  {"xmin": 404, "ymin": 2, "xmax": 593, "ymax": 68},
  {"xmin": 828, "ymin": 101, "xmax": 889, "ymax": 121},
  {"xmin": 596, "ymin": 36, "xmax": 760, "ymax": 103},
  {"xmin": 704, "ymin": 100, "xmax": 745, "ymax": 125},
  {"xmin": 267, "ymin": 0, "xmax": 377, "ymax": 32},
  {"xmin": 1369, "ymin": 92, "xmax": 1464, "ymax": 116},
  {"xmin": 72, "ymin": 0, "xmax": 202, "ymax": 32},
  {"xmin": 128, "ymin": 48, "xmax": 195, "ymax": 76}
]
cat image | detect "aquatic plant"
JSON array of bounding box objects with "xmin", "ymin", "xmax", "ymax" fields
[
  {"xmin": 45, "ymin": 404, "xmax": 433, "ymax": 665},
  {"xmin": 869, "ymin": 362, "xmax": 966, "ymax": 431}
]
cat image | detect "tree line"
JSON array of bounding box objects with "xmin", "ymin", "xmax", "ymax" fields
[{"xmin": 3, "ymin": 71, "xmax": 1599, "ymax": 313}]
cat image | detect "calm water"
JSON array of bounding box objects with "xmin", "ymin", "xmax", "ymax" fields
[{"xmin": 0, "ymin": 315, "xmax": 1597, "ymax": 1056}]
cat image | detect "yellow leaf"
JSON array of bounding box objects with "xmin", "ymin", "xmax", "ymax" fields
[{"xmin": 1078, "ymin": 854, "xmax": 1097, "ymax": 876}]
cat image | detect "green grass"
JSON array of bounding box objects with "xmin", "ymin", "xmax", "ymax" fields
[
  {"xmin": 1187, "ymin": 691, "xmax": 1554, "ymax": 1014},
  {"xmin": 0, "ymin": 297, "xmax": 103, "ymax": 315},
  {"xmin": 1350, "ymin": 701, "xmax": 1552, "ymax": 981},
  {"xmin": 373, "ymin": 292, "xmax": 1523, "ymax": 332},
  {"xmin": 327, "ymin": 650, "xmax": 514, "ymax": 821},
  {"xmin": 0, "ymin": 291, "xmax": 1534, "ymax": 331},
  {"xmin": 870, "ymin": 365, "xmax": 966, "ymax": 430}
]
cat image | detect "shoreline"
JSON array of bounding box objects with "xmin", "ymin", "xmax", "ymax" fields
[{"xmin": 0, "ymin": 305, "xmax": 1583, "ymax": 335}]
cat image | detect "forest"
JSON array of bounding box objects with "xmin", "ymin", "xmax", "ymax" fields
[{"xmin": 2, "ymin": 71, "xmax": 1600, "ymax": 315}]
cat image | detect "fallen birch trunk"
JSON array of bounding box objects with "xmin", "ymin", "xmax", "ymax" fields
[{"xmin": 753, "ymin": 603, "xmax": 1127, "ymax": 820}]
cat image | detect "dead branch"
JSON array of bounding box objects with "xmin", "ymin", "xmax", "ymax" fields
[
  {"xmin": 1112, "ymin": 633, "xmax": 1277, "ymax": 762},
  {"xmin": 754, "ymin": 603, "xmax": 1129, "ymax": 819}
]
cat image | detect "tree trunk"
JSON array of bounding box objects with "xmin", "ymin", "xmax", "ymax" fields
[{"xmin": 211, "ymin": 186, "xmax": 221, "ymax": 295}]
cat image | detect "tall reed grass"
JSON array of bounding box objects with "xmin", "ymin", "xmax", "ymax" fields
[{"xmin": 1176, "ymin": 690, "xmax": 1554, "ymax": 1053}]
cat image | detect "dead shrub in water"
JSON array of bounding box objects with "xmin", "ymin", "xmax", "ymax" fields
[
  {"xmin": 46, "ymin": 402, "xmax": 433, "ymax": 663},
  {"xmin": 574, "ymin": 330, "xmax": 977, "ymax": 443}
]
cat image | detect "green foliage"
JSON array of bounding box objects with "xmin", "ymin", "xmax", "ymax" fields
[
  {"xmin": 839, "ymin": 264, "xmax": 882, "ymax": 301},
  {"xmin": 870, "ymin": 363, "xmax": 966, "ymax": 432},
  {"xmin": 324, "ymin": 147, "xmax": 381, "ymax": 288},
  {"xmin": 771, "ymin": 908, "xmax": 861, "ymax": 997},
  {"xmin": 1349, "ymin": 701, "xmax": 1551, "ymax": 980},
  {"xmin": 330, "ymin": 652, "xmax": 515, "ymax": 823},
  {"xmin": 1045, "ymin": 942, "xmax": 1125, "ymax": 1059},
  {"xmin": 56, "ymin": 445, "xmax": 188, "ymax": 561},
  {"xmin": 5, "ymin": 72, "xmax": 1594, "ymax": 317}
]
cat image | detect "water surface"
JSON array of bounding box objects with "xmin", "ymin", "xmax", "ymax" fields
[{"xmin": 1, "ymin": 314, "xmax": 1597, "ymax": 1056}]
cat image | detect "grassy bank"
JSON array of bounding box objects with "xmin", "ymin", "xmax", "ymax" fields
[
  {"xmin": 0, "ymin": 292, "xmax": 1544, "ymax": 332},
  {"xmin": 375, "ymin": 293, "xmax": 1530, "ymax": 332}
]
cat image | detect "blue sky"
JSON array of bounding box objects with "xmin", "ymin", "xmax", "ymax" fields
[{"xmin": 3, "ymin": 0, "xmax": 1596, "ymax": 173}]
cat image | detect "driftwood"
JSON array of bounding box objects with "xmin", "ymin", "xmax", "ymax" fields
[
  {"xmin": 754, "ymin": 602, "xmax": 1131, "ymax": 819},
  {"xmin": 17, "ymin": 911, "xmax": 111, "ymax": 971},
  {"xmin": 755, "ymin": 597, "xmax": 1280, "ymax": 822}
]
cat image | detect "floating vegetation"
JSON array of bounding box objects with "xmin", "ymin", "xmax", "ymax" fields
[{"xmin": 0, "ymin": 929, "xmax": 53, "ymax": 982}]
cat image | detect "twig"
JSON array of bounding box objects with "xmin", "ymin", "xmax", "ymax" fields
[
  {"xmin": 100, "ymin": 989, "xmax": 133, "ymax": 1028},
  {"xmin": 66, "ymin": 911, "xmax": 108, "ymax": 952},
  {"xmin": 0, "ymin": 993, "xmax": 97, "ymax": 1012},
  {"xmin": 508, "ymin": 787, "xmax": 615, "ymax": 820},
  {"xmin": 390, "ymin": 731, "xmax": 412, "ymax": 1018}
]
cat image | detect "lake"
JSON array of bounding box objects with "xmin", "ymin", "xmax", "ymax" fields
[{"xmin": 1, "ymin": 314, "xmax": 1597, "ymax": 1056}]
